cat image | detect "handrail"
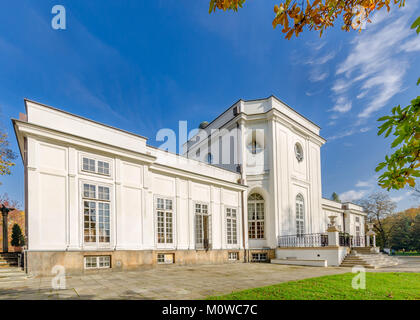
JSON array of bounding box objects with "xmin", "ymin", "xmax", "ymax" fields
[{"xmin": 277, "ymin": 233, "xmax": 328, "ymax": 248}]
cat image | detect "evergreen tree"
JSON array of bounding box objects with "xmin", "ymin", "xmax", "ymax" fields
[
  {"xmin": 331, "ymin": 192, "xmax": 341, "ymax": 202},
  {"xmin": 11, "ymin": 223, "xmax": 25, "ymax": 247}
]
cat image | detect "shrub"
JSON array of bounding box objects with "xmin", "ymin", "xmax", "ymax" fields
[{"xmin": 10, "ymin": 223, "xmax": 25, "ymax": 247}]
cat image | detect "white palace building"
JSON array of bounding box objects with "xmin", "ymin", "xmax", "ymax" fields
[{"xmin": 13, "ymin": 96, "xmax": 374, "ymax": 275}]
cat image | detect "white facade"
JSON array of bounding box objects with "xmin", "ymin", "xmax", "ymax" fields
[
  {"xmin": 183, "ymin": 96, "xmax": 365, "ymax": 250},
  {"xmin": 13, "ymin": 96, "xmax": 366, "ymax": 274}
]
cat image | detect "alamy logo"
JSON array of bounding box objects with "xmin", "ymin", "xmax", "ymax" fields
[
  {"xmin": 51, "ymin": 265, "xmax": 66, "ymax": 290},
  {"xmin": 351, "ymin": 265, "xmax": 366, "ymax": 290},
  {"xmin": 51, "ymin": 5, "xmax": 66, "ymax": 30}
]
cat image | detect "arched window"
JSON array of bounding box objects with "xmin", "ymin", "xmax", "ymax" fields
[
  {"xmin": 206, "ymin": 153, "xmax": 213, "ymax": 164},
  {"xmin": 296, "ymin": 194, "xmax": 305, "ymax": 236},
  {"xmin": 248, "ymin": 193, "xmax": 264, "ymax": 239}
]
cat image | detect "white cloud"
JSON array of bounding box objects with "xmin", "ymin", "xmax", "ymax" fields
[
  {"xmin": 306, "ymin": 51, "xmax": 336, "ymax": 65},
  {"xmin": 391, "ymin": 191, "xmax": 414, "ymax": 203},
  {"xmin": 360, "ymin": 127, "xmax": 370, "ymax": 133},
  {"xmin": 340, "ymin": 190, "xmax": 367, "ymax": 202},
  {"xmin": 310, "ymin": 71, "xmax": 329, "ymax": 82},
  {"xmin": 331, "ymin": 100, "xmax": 352, "ymax": 113},
  {"xmin": 390, "ymin": 195, "xmax": 404, "ymax": 203},
  {"xmin": 318, "ymin": 52, "xmax": 336, "ymax": 64},
  {"xmin": 329, "ymin": 3, "xmax": 419, "ymax": 120},
  {"xmin": 326, "ymin": 129, "xmax": 356, "ymax": 141},
  {"xmin": 355, "ymin": 180, "xmax": 373, "ymax": 188},
  {"xmin": 400, "ymin": 36, "xmax": 420, "ymax": 52}
]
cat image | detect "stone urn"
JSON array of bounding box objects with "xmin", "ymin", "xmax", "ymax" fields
[{"xmin": 327, "ymin": 215, "xmax": 340, "ymax": 232}]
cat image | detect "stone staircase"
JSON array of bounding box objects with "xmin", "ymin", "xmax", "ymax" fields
[
  {"xmin": 0, "ymin": 253, "xmax": 27, "ymax": 284},
  {"xmin": 0, "ymin": 253, "xmax": 20, "ymax": 268},
  {"xmin": 340, "ymin": 247, "xmax": 400, "ymax": 269}
]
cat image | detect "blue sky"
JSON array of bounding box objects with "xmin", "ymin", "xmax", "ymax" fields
[{"xmin": 0, "ymin": 0, "xmax": 419, "ymax": 210}]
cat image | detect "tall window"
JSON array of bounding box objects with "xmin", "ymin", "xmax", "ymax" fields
[
  {"xmin": 195, "ymin": 203, "xmax": 211, "ymax": 249},
  {"xmin": 206, "ymin": 153, "xmax": 213, "ymax": 164},
  {"xmin": 248, "ymin": 193, "xmax": 264, "ymax": 239},
  {"xmin": 226, "ymin": 208, "xmax": 238, "ymax": 245},
  {"xmin": 82, "ymin": 183, "xmax": 110, "ymax": 244},
  {"xmin": 156, "ymin": 198, "xmax": 173, "ymax": 244},
  {"xmin": 296, "ymin": 194, "xmax": 305, "ymax": 236}
]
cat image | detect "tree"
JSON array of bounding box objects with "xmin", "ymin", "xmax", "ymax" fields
[
  {"xmin": 331, "ymin": 192, "xmax": 341, "ymax": 202},
  {"xmin": 0, "ymin": 193, "xmax": 20, "ymax": 210},
  {"xmin": 376, "ymin": 93, "xmax": 420, "ymax": 191},
  {"xmin": 410, "ymin": 214, "xmax": 420, "ymax": 250},
  {"xmin": 358, "ymin": 192, "xmax": 396, "ymax": 248},
  {"xmin": 11, "ymin": 223, "xmax": 25, "ymax": 247},
  {"xmin": 209, "ymin": 0, "xmax": 406, "ymax": 39},
  {"xmin": 410, "ymin": 184, "xmax": 420, "ymax": 201},
  {"xmin": 388, "ymin": 216, "xmax": 412, "ymax": 250},
  {"xmin": 0, "ymin": 131, "xmax": 16, "ymax": 184}
]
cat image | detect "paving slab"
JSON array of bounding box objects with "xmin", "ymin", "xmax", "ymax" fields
[{"xmin": 1, "ymin": 261, "xmax": 416, "ymax": 300}]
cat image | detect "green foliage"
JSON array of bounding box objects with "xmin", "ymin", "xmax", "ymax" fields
[
  {"xmin": 376, "ymin": 94, "xmax": 420, "ymax": 190},
  {"xmin": 389, "ymin": 216, "xmax": 412, "ymax": 250},
  {"xmin": 0, "ymin": 132, "xmax": 17, "ymax": 182},
  {"xmin": 376, "ymin": 19, "xmax": 420, "ymax": 191},
  {"xmin": 207, "ymin": 273, "xmax": 420, "ymax": 300},
  {"xmin": 411, "ymin": 15, "xmax": 420, "ymax": 34},
  {"xmin": 331, "ymin": 192, "xmax": 341, "ymax": 202},
  {"xmin": 410, "ymin": 214, "xmax": 420, "ymax": 250},
  {"xmin": 10, "ymin": 223, "xmax": 25, "ymax": 247}
]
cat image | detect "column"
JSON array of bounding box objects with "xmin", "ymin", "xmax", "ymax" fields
[
  {"xmin": 366, "ymin": 235, "xmax": 370, "ymax": 247},
  {"xmin": 2, "ymin": 211, "xmax": 8, "ymax": 253}
]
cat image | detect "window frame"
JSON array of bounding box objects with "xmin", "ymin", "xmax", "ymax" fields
[
  {"xmin": 228, "ymin": 252, "xmax": 239, "ymax": 261},
  {"xmin": 154, "ymin": 196, "xmax": 175, "ymax": 248},
  {"xmin": 157, "ymin": 253, "xmax": 175, "ymax": 264},
  {"xmin": 79, "ymin": 152, "xmax": 113, "ymax": 178},
  {"xmin": 247, "ymin": 193, "xmax": 265, "ymax": 240},
  {"xmin": 84, "ymin": 256, "xmax": 111, "ymax": 269},
  {"xmin": 296, "ymin": 194, "xmax": 305, "ymax": 236},
  {"xmin": 225, "ymin": 207, "xmax": 239, "ymax": 246},
  {"xmin": 194, "ymin": 201, "xmax": 212, "ymax": 250},
  {"xmin": 251, "ymin": 252, "xmax": 268, "ymax": 262},
  {"xmin": 80, "ymin": 180, "xmax": 113, "ymax": 248}
]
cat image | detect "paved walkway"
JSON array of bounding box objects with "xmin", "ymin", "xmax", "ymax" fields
[
  {"xmin": 371, "ymin": 256, "xmax": 420, "ymax": 273},
  {"xmin": 0, "ymin": 257, "xmax": 418, "ymax": 300},
  {"xmin": 0, "ymin": 263, "xmax": 350, "ymax": 300}
]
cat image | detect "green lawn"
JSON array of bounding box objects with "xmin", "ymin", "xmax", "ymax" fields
[{"xmin": 207, "ymin": 272, "xmax": 420, "ymax": 300}]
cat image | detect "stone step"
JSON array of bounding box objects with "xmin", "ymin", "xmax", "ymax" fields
[
  {"xmin": 0, "ymin": 267, "xmax": 23, "ymax": 273},
  {"xmin": 340, "ymin": 263, "xmax": 377, "ymax": 269},
  {"xmin": 0, "ymin": 258, "xmax": 18, "ymax": 262},
  {"xmin": 349, "ymin": 255, "xmax": 396, "ymax": 261},
  {"xmin": 345, "ymin": 257, "xmax": 396, "ymax": 262},
  {"xmin": 0, "ymin": 263, "xmax": 18, "ymax": 267},
  {"xmin": 0, "ymin": 272, "xmax": 26, "ymax": 278},
  {"xmin": 340, "ymin": 249, "xmax": 401, "ymax": 269},
  {"xmin": 0, "ymin": 253, "xmax": 20, "ymax": 258},
  {"xmin": 0, "ymin": 276, "xmax": 28, "ymax": 283}
]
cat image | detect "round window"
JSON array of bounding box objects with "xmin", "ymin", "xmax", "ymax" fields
[{"xmin": 295, "ymin": 143, "xmax": 303, "ymax": 162}]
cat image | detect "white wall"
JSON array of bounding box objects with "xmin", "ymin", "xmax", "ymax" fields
[
  {"xmin": 26, "ymin": 136, "xmax": 244, "ymax": 252},
  {"xmin": 276, "ymin": 247, "xmax": 348, "ymax": 266},
  {"xmin": 19, "ymin": 101, "xmax": 245, "ymax": 253}
]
